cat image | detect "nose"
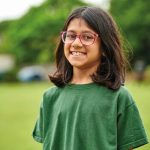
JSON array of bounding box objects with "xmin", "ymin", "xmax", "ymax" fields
[{"xmin": 71, "ymin": 35, "xmax": 83, "ymax": 47}]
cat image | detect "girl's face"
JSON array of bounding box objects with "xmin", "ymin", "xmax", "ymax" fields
[{"xmin": 64, "ymin": 18, "xmax": 101, "ymax": 71}]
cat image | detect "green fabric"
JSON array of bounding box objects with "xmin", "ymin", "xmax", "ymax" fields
[{"xmin": 32, "ymin": 83, "xmax": 148, "ymax": 150}]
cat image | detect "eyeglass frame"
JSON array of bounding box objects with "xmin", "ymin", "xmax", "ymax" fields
[{"xmin": 61, "ymin": 31, "xmax": 99, "ymax": 46}]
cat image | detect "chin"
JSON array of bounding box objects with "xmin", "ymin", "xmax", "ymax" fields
[
  {"xmin": 71, "ymin": 63, "xmax": 87, "ymax": 69},
  {"xmin": 69, "ymin": 60, "xmax": 84, "ymax": 65}
]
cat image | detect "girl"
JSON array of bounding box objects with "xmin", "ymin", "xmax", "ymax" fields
[{"xmin": 32, "ymin": 6, "xmax": 148, "ymax": 150}]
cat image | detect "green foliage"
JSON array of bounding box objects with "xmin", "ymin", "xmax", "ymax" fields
[
  {"xmin": 0, "ymin": 69, "xmax": 18, "ymax": 82},
  {"xmin": 110, "ymin": 0, "xmax": 150, "ymax": 64},
  {"xmin": 0, "ymin": 0, "xmax": 86, "ymax": 65}
]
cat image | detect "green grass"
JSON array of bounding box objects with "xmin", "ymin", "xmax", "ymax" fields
[
  {"xmin": 0, "ymin": 82, "xmax": 149, "ymax": 149},
  {"xmin": 0, "ymin": 82, "xmax": 50, "ymax": 150}
]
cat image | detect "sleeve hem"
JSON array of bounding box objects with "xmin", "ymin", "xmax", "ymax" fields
[
  {"xmin": 32, "ymin": 134, "xmax": 44, "ymax": 143},
  {"xmin": 118, "ymin": 137, "xmax": 149, "ymax": 150}
]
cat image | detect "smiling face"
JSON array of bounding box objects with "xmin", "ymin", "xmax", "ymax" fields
[{"xmin": 64, "ymin": 18, "xmax": 102, "ymax": 72}]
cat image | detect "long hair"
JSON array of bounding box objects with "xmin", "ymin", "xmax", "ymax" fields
[{"xmin": 49, "ymin": 6, "xmax": 128, "ymax": 90}]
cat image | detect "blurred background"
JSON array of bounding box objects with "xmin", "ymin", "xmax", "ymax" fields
[{"xmin": 0, "ymin": 0, "xmax": 149, "ymax": 149}]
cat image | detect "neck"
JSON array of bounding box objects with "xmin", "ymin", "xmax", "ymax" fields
[{"xmin": 71, "ymin": 67, "xmax": 97, "ymax": 84}]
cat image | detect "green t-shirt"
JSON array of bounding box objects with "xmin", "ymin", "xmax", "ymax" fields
[{"xmin": 32, "ymin": 83, "xmax": 148, "ymax": 150}]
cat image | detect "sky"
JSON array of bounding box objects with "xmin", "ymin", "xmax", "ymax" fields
[
  {"xmin": 0, "ymin": 0, "xmax": 109, "ymax": 22},
  {"xmin": 0, "ymin": 0, "xmax": 44, "ymax": 21}
]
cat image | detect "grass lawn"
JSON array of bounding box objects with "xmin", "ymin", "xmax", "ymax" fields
[{"xmin": 0, "ymin": 81, "xmax": 149, "ymax": 149}]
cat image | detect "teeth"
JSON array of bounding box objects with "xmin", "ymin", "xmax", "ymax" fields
[{"xmin": 71, "ymin": 51, "xmax": 84, "ymax": 56}]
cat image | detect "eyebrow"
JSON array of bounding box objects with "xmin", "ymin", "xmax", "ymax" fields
[{"xmin": 67, "ymin": 30, "xmax": 96, "ymax": 34}]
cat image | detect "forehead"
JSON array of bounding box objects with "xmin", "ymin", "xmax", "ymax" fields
[{"xmin": 67, "ymin": 18, "xmax": 95, "ymax": 33}]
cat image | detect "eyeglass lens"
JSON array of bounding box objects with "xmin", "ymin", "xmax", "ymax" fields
[{"xmin": 62, "ymin": 32, "xmax": 97, "ymax": 45}]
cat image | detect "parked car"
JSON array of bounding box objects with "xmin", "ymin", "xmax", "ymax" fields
[{"xmin": 17, "ymin": 65, "xmax": 46, "ymax": 82}]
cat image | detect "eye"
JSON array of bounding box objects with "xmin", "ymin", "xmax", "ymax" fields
[
  {"xmin": 66, "ymin": 32, "xmax": 76, "ymax": 39},
  {"xmin": 82, "ymin": 33, "xmax": 94, "ymax": 41}
]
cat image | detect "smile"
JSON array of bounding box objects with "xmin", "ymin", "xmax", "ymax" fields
[{"xmin": 70, "ymin": 51, "xmax": 86, "ymax": 56}]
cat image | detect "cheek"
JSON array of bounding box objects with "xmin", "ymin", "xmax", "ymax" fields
[
  {"xmin": 64, "ymin": 44, "xmax": 70, "ymax": 53},
  {"xmin": 64, "ymin": 44, "xmax": 71, "ymax": 58},
  {"xmin": 89, "ymin": 43, "xmax": 101, "ymax": 54},
  {"xmin": 95, "ymin": 41, "xmax": 102, "ymax": 55}
]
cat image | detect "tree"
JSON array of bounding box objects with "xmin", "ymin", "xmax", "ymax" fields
[
  {"xmin": 110, "ymin": 0, "xmax": 150, "ymax": 65},
  {"xmin": 0, "ymin": 0, "xmax": 86, "ymax": 65}
]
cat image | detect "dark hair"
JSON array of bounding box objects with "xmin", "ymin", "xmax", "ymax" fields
[{"xmin": 49, "ymin": 6, "xmax": 128, "ymax": 90}]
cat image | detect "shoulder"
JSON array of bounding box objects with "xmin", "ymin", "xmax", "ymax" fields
[
  {"xmin": 42, "ymin": 85, "xmax": 62, "ymax": 105},
  {"xmin": 118, "ymin": 86, "xmax": 133, "ymax": 99},
  {"xmin": 118, "ymin": 86, "xmax": 132, "ymax": 97},
  {"xmin": 117, "ymin": 85, "xmax": 135, "ymax": 111},
  {"xmin": 43, "ymin": 85, "xmax": 60, "ymax": 97}
]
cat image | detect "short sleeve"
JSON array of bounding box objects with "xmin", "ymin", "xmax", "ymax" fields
[
  {"xmin": 32, "ymin": 86, "xmax": 59, "ymax": 143},
  {"xmin": 117, "ymin": 100, "xmax": 148, "ymax": 150},
  {"xmin": 32, "ymin": 99, "xmax": 44, "ymax": 143}
]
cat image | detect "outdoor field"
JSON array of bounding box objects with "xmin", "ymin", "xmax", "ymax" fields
[{"xmin": 0, "ymin": 81, "xmax": 149, "ymax": 150}]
